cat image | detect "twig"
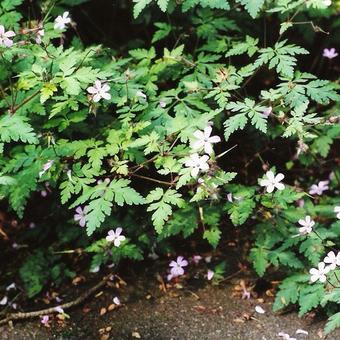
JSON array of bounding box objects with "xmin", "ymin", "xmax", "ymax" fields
[{"xmin": 0, "ymin": 274, "xmax": 111, "ymax": 326}]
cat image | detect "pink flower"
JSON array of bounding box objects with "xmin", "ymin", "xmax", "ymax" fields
[
  {"xmin": 41, "ymin": 315, "xmax": 49, "ymax": 325},
  {"xmin": 39, "ymin": 160, "xmax": 54, "ymax": 178},
  {"xmin": 323, "ymin": 48, "xmax": 338, "ymax": 59},
  {"xmin": 207, "ymin": 269, "xmax": 214, "ymax": 280},
  {"xmin": 87, "ymin": 80, "xmax": 111, "ymax": 102},
  {"xmin": 191, "ymin": 255, "xmax": 202, "ymax": 264},
  {"xmin": 74, "ymin": 206, "xmax": 89, "ymax": 227},
  {"xmin": 35, "ymin": 29, "xmax": 44, "ymax": 44},
  {"xmin": 262, "ymin": 106, "xmax": 272, "ymax": 118},
  {"xmin": 159, "ymin": 100, "xmax": 166, "ymax": 108},
  {"xmin": 169, "ymin": 256, "xmax": 188, "ymax": 277},
  {"xmin": 309, "ymin": 180, "xmax": 329, "ymax": 195},
  {"xmin": 106, "ymin": 228, "xmax": 126, "ymax": 247},
  {"xmin": 0, "ymin": 25, "xmax": 15, "ymax": 47},
  {"xmin": 323, "ymin": 251, "xmax": 340, "ymax": 270}
]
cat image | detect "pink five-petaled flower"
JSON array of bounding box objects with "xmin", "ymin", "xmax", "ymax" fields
[
  {"xmin": 185, "ymin": 153, "xmax": 209, "ymax": 177},
  {"xmin": 309, "ymin": 180, "xmax": 329, "ymax": 195},
  {"xmin": 87, "ymin": 80, "xmax": 111, "ymax": 103},
  {"xmin": 334, "ymin": 206, "xmax": 340, "ymax": 219},
  {"xmin": 309, "ymin": 262, "xmax": 330, "ymax": 283},
  {"xmin": 74, "ymin": 206, "xmax": 89, "ymax": 227},
  {"xmin": 54, "ymin": 12, "xmax": 71, "ymax": 30},
  {"xmin": 298, "ymin": 215, "xmax": 315, "ymax": 235},
  {"xmin": 41, "ymin": 315, "xmax": 49, "ymax": 325},
  {"xmin": 260, "ymin": 171, "xmax": 285, "ymax": 193},
  {"xmin": 39, "ymin": 160, "xmax": 54, "ymax": 178},
  {"xmin": 207, "ymin": 269, "xmax": 214, "ymax": 280},
  {"xmin": 323, "ymin": 251, "xmax": 340, "ymax": 271},
  {"xmin": 106, "ymin": 228, "xmax": 126, "ymax": 247},
  {"xmin": 192, "ymin": 125, "xmax": 221, "ymax": 154},
  {"xmin": 0, "ymin": 25, "xmax": 15, "ymax": 47},
  {"xmin": 169, "ymin": 256, "xmax": 188, "ymax": 278}
]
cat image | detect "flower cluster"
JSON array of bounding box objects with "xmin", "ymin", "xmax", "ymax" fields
[{"xmin": 185, "ymin": 124, "xmax": 221, "ymax": 178}]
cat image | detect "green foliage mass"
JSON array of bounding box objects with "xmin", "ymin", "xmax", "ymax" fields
[{"xmin": 0, "ymin": 0, "xmax": 339, "ymax": 333}]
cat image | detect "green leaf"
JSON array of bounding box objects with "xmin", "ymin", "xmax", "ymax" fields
[
  {"xmin": 40, "ymin": 83, "xmax": 57, "ymax": 104},
  {"xmin": 250, "ymin": 247, "xmax": 268, "ymax": 276},
  {"xmin": 152, "ymin": 22, "xmax": 172, "ymax": 43},
  {"xmin": 133, "ymin": 0, "xmax": 152, "ymax": 18},
  {"xmin": 0, "ymin": 115, "xmax": 38, "ymax": 144},
  {"xmin": 324, "ymin": 312, "xmax": 340, "ymax": 335},
  {"xmin": 157, "ymin": 0, "xmax": 169, "ymax": 12},
  {"xmin": 146, "ymin": 188, "xmax": 184, "ymax": 233},
  {"xmin": 203, "ymin": 228, "xmax": 221, "ymax": 248},
  {"xmin": 237, "ymin": 0, "xmax": 265, "ymax": 18},
  {"xmin": 298, "ymin": 285, "xmax": 324, "ymax": 316}
]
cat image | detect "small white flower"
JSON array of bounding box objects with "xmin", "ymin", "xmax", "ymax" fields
[
  {"xmin": 298, "ymin": 215, "xmax": 315, "ymax": 235},
  {"xmin": 278, "ymin": 332, "xmax": 297, "ymax": 340},
  {"xmin": 106, "ymin": 228, "xmax": 126, "ymax": 247},
  {"xmin": 185, "ymin": 153, "xmax": 209, "ymax": 177},
  {"xmin": 89, "ymin": 265, "xmax": 100, "ymax": 273},
  {"xmin": 309, "ymin": 262, "xmax": 330, "ymax": 283},
  {"xmin": 87, "ymin": 80, "xmax": 111, "ymax": 103},
  {"xmin": 323, "ymin": 251, "xmax": 340, "ymax": 270},
  {"xmin": 113, "ymin": 297, "xmax": 121, "ymax": 305},
  {"xmin": 309, "ymin": 180, "xmax": 329, "ymax": 196},
  {"xmin": 54, "ymin": 11, "xmax": 71, "ymax": 30},
  {"xmin": 260, "ymin": 171, "xmax": 285, "ymax": 193},
  {"xmin": 159, "ymin": 100, "xmax": 166, "ymax": 108},
  {"xmin": 323, "ymin": 0, "xmax": 332, "ymax": 7},
  {"xmin": 0, "ymin": 296, "xmax": 8, "ymax": 305},
  {"xmin": 207, "ymin": 269, "xmax": 214, "ymax": 280},
  {"xmin": 136, "ymin": 90, "xmax": 147, "ymax": 100},
  {"xmin": 192, "ymin": 125, "xmax": 221, "ymax": 154},
  {"xmin": 334, "ymin": 206, "xmax": 340, "ymax": 219},
  {"xmin": 255, "ymin": 305, "xmax": 265, "ymax": 314},
  {"xmin": 6, "ymin": 283, "xmax": 16, "ymax": 291},
  {"xmin": 0, "ymin": 25, "xmax": 15, "ymax": 47}
]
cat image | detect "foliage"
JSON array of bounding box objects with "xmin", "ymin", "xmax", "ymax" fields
[{"xmin": 0, "ymin": 0, "xmax": 339, "ymax": 333}]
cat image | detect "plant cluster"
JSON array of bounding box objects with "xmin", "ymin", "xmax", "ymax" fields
[{"xmin": 0, "ymin": 0, "xmax": 339, "ymax": 333}]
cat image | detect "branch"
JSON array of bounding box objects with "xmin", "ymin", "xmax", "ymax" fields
[{"xmin": 0, "ymin": 274, "xmax": 111, "ymax": 326}]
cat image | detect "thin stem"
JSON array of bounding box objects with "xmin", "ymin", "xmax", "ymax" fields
[{"xmin": 129, "ymin": 173, "xmax": 173, "ymax": 186}]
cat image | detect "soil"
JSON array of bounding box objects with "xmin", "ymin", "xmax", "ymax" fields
[{"xmin": 1, "ymin": 268, "xmax": 339, "ymax": 340}]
